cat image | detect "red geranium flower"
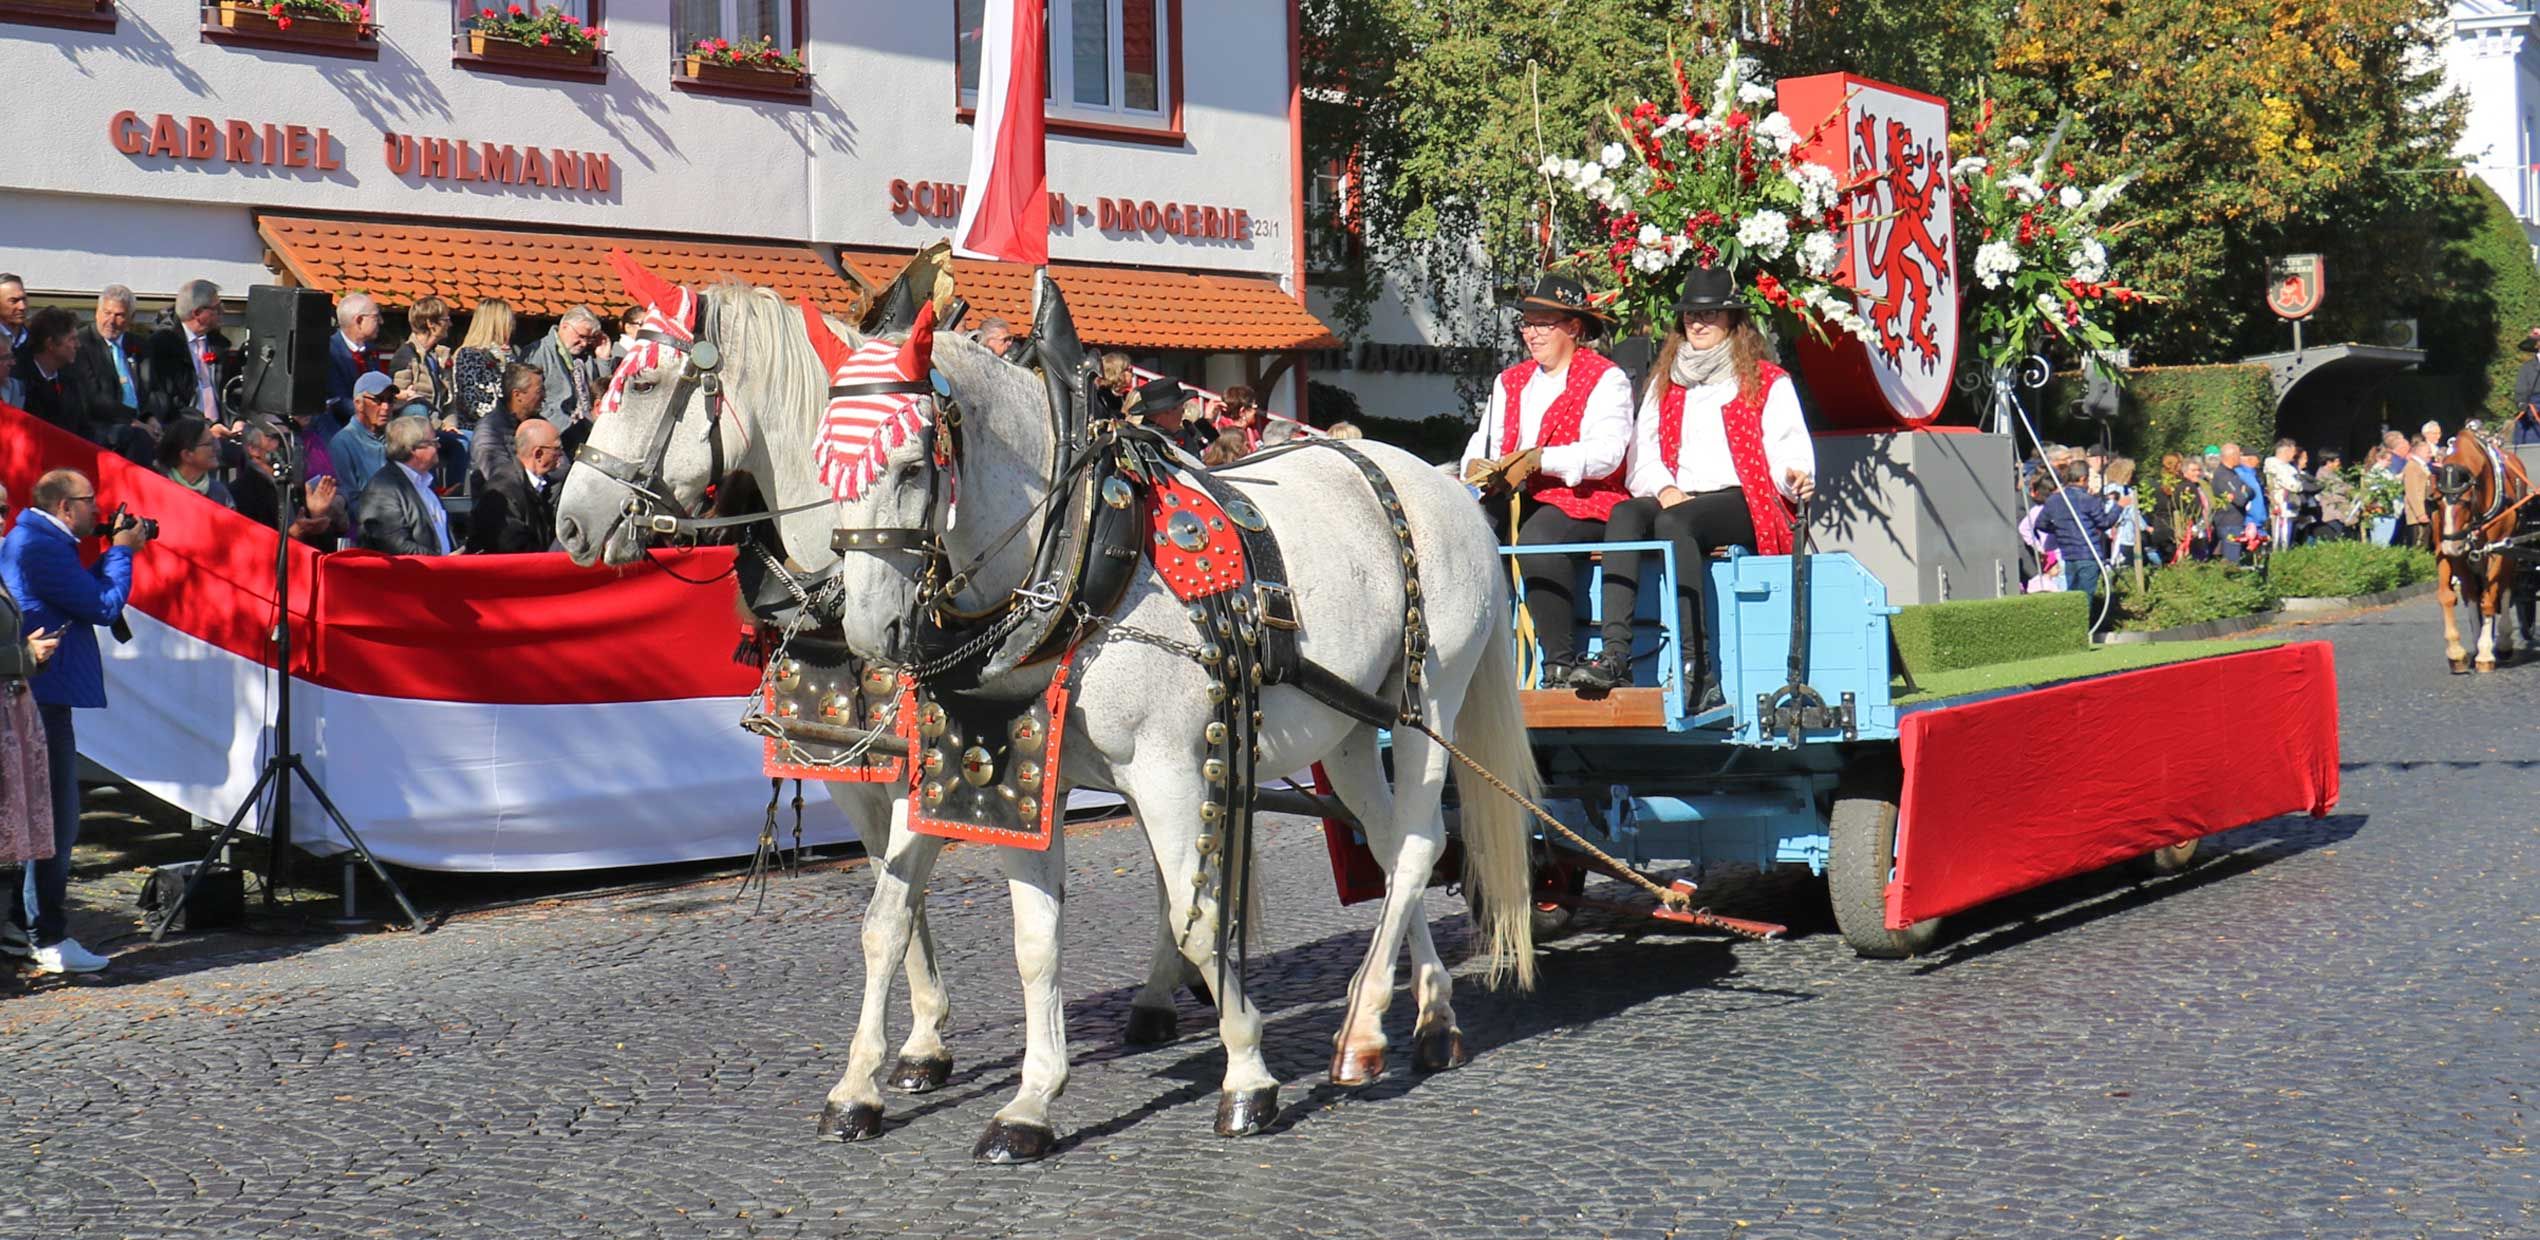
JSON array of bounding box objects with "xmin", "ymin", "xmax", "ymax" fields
[{"xmin": 277, "ymin": 15, "xmax": 292, "ymax": 28}]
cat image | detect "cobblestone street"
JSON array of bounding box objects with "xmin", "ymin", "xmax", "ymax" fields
[{"xmin": 1, "ymin": 602, "xmax": 2533, "ymax": 1239}]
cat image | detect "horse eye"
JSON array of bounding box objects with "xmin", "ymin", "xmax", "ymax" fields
[
  {"xmin": 630, "ymin": 376, "xmax": 657, "ymax": 394},
  {"xmin": 896, "ymin": 461, "xmax": 924, "ymax": 484}
]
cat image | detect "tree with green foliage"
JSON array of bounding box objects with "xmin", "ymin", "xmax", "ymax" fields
[{"xmin": 2407, "ymin": 178, "xmax": 2540, "ymax": 423}]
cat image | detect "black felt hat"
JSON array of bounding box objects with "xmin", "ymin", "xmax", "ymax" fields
[
  {"xmin": 1672, "ymin": 265, "xmax": 1745, "ymax": 316},
  {"xmin": 1502, "ymin": 274, "xmax": 1616, "ymax": 329},
  {"xmin": 1131, "ymin": 376, "xmax": 1190, "ymax": 417}
]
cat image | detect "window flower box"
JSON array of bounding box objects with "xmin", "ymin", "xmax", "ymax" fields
[
  {"xmin": 679, "ymin": 36, "xmax": 806, "ymax": 89},
  {"xmin": 216, "ymin": 0, "xmax": 370, "ymax": 42},
  {"xmin": 680, "ymin": 54, "xmax": 804, "ymax": 89},
  {"xmin": 18, "ymin": 0, "xmax": 110, "ymax": 15},
  {"xmin": 468, "ymin": 27, "xmax": 601, "ymax": 69}
]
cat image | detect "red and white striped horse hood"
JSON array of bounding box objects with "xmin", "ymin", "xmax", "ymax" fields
[
  {"xmin": 597, "ymin": 250, "xmax": 698, "ymax": 421},
  {"xmin": 804, "ymin": 298, "xmax": 938, "ymax": 503}
]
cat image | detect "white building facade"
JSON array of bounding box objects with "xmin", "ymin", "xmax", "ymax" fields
[
  {"xmin": 2447, "ymin": 0, "xmax": 2540, "ymax": 250},
  {"xmin": 0, "ymin": 0, "xmax": 1325, "ymax": 409}
]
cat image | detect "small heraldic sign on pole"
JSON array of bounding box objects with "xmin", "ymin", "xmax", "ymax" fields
[{"xmin": 2267, "ymin": 253, "xmax": 2324, "ymax": 352}]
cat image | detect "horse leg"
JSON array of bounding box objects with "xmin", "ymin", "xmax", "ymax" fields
[
  {"xmin": 1323, "ymin": 725, "xmax": 1452, "ymax": 1087},
  {"xmin": 1322, "ymin": 731, "xmax": 1466, "ymax": 1077},
  {"xmin": 1129, "ymin": 766, "xmax": 1279, "ymax": 1137},
  {"xmin": 974, "ymin": 840, "xmax": 1071, "ymax": 1163},
  {"xmin": 834, "ymin": 785, "xmax": 955, "ymax": 1094},
  {"xmin": 2476, "ymin": 575, "xmax": 2501, "ymax": 672},
  {"xmin": 1123, "ymin": 868, "xmax": 1184, "ymax": 1045},
  {"xmin": 819, "ymin": 801, "xmax": 945, "ymax": 1142},
  {"xmin": 2440, "ymin": 565, "xmax": 2468, "ymax": 672}
]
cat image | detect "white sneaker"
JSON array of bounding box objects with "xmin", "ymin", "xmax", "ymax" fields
[
  {"xmin": 31, "ymin": 937, "xmax": 109, "ymax": 974},
  {"xmin": 0, "ymin": 923, "xmax": 29, "ymax": 959}
]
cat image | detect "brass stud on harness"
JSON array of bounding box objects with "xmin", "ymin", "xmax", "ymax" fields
[
  {"xmin": 1214, "ymin": 613, "xmax": 1233, "ymax": 637},
  {"xmin": 1199, "ymin": 802, "xmax": 1223, "ymax": 824},
  {"xmin": 868, "ymin": 705, "xmax": 890, "ymax": 724},
  {"xmin": 1018, "ymin": 795, "xmax": 1040, "ymax": 820},
  {"xmin": 1012, "ymin": 718, "xmax": 1040, "ymax": 746},
  {"xmin": 1224, "ymin": 498, "xmax": 1268, "ymax": 531},
  {"xmin": 1187, "ymin": 603, "xmax": 1209, "ymax": 626},
  {"xmin": 776, "ymin": 659, "xmax": 801, "ymax": 687},
  {"xmin": 776, "ymin": 699, "xmax": 799, "ymax": 718},
  {"xmin": 918, "ymin": 703, "xmax": 948, "ymax": 739},
  {"xmin": 1198, "ymin": 832, "xmax": 1220, "ymax": 855},
  {"xmin": 820, "ymin": 694, "xmax": 847, "ymax": 720},
  {"xmin": 1199, "ymin": 642, "xmax": 1223, "ymax": 666},
  {"xmin": 1406, "ymin": 607, "xmax": 1422, "ymax": 627},
  {"xmin": 1206, "ymin": 682, "xmax": 1228, "ymax": 705},
  {"xmin": 1017, "ymin": 759, "xmax": 1042, "ymax": 785},
  {"xmin": 1205, "ymin": 722, "xmax": 1228, "ymax": 745},
  {"xmin": 961, "ymin": 747, "xmax": 997, "ymax": 787},
  {"xmin": 923, "ymin": 781, "xmax": 946, "ymax": 807},
  {"xmin": 1101, "ymin": 477, "xmax": 1135, "ymax": 510},
  {"xmin": 1168, "ymin": 511, "xmax": 1209, "ymax": 552},
  {"xmin": 861, "ymin": 666, "xmax": 895, "ymax": 695},
  {"xmin": 1203, "ymin": 758, "xmax": 1228, "ymax": 784},
  {"xmin": 923, "ymin": 749, "xmax": 946, "ymax": 774}
]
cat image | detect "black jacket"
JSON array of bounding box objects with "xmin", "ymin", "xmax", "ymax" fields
[
  {"xmin": 351, "ymin": 464, "xmax": 448, "ymax": 556},
  {"xmin": 141, "ymin": 325, "xmax": 239, "ymax": 422},
  {"xmin": 466, "ymin": 468, "xmax": 558, "ymax": 554},
  {"xmin": 72, "ymin": 326, "xmax": 146, "ymax": 432},
  {"xmin": 16, "ymin": 357, "xmax": 89, "ymax": 439}
]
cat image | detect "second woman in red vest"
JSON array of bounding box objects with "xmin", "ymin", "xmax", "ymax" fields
[{"xmin": 1570, "ymin": 266, "xmax": 1816, "ymax": 704}]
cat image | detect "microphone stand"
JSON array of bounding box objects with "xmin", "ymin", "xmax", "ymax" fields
[{"xmin": 149, "ymin": 419, "xmax": 425, "ymax": 939}]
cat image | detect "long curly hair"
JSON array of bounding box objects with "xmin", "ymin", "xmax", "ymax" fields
[{"xmin": 1644, "ymin": 309, "xmax": 1776, "ymax": 407}]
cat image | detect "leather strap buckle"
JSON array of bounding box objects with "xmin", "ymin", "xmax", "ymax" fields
[{"xmin": 1254, "ymin": 582, "xmax": 1301, "ymax": 631}]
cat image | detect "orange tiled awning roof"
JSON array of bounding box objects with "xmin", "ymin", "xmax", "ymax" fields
[
  {"xmin": 837, "ymin": 248, "xmax": 1339, "ymax": 353},
  {"xmin": 257, "ymin": 215, "xmax": 865, "ymax": 318}
]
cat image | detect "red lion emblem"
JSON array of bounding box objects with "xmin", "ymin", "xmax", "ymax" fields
[{"xmin": 1853, "ymin": 116, "xmax": 1951, "ymax": 374}]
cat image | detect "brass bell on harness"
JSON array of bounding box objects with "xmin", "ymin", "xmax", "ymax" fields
[
  {"xmin": 923, "ymin": 748, "xmax": 947, "ymax": 774},
  {"xmin": 819, "ymin": 694, "xmax": 847, "ymax": 720},
  {"xmin": 1203, "ymin": 758, "xmax": 1228, "ymax": 784},
  {"xmin": 861, "ymin": 666, "xmax": 895, "ymax": 695},
  {"xmin": 775, "ymin": 659, "xmax": 801, "ymax": 687},
  {"xmin": 1207, "ymin": 682, "xmax": 1228, "ymax": 705},
  {"xmin": 1187, "ymin": 603, "xmax": 1209, "ymax": 626},
  {"xmin": 1199, "ymin": 642, "xmax": 1223, "ymax": 666},
  {"xmin": 1017, "ymin": 759, "xmax": 1042, "ymax": 785},
  {"xmin": 1012, "ymin": 717, "xmax": 1040, "ymax": 745},
  {"xmin": 918, "ymin": 703, "xmax": 948, "ymax": 739},
  {"xmin": 923, "ymin": 781, "xmax": 946, "ymax": 807},
  {"xmin": 1018, "ymin": 796, "xmax": 1040, "ymax": 820},
  {"xmin": 1205, "ymin": 722, "xmax": 1228, "ymax": 746},
  {"xmin": 1167, "ymin": 510, "xmax": 1210, "ymax": 552},
  {"xmin": 961, "ymin": 746, "xmax": 997, "ymax": 787},
  {"xmin": 1199, "ymin": 802, "xmax": 1223, "ymax": 824},
  {"xmin": 1197, "ymin": 832, "xmax": 1220, "ymax": 855}
]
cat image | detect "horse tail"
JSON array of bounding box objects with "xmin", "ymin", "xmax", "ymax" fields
[{"xmin": 1450, "ymin": 606, "xmax": 1540, "ymax": 991}]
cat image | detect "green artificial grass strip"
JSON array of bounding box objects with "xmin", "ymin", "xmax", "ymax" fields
[
  {"xmin": 1890, "ymin": 592, "xmax": 2090, "ymax": 677},
  {"xmin": 1896, "ymin": 638, "xmax": 2283, "ymax": 706}
]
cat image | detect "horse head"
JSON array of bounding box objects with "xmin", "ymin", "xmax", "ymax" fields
[
  {"xmin": 2434, "ymin": 433, "xmax": 2501, "ymax": 559},
  {"xmin": 811, "ymin": 274, "xmax": 1067, "ymax": 666},
  {"xmin": 556, "ymin": 251, "xmax": 727, "ymax": 566}
]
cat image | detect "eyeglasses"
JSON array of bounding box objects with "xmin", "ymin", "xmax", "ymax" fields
[
  {"xmin": 63, "ymin": 493, "xmax": 95, "ymax": 505},
  {"xmin": 1517, "ymin": 318, "xmax": 1569, "ymax": 334}
]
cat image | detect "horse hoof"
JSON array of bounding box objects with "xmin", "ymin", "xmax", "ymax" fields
[
  {"xmin": 818, "ymin": 1100, "xmax": 885, "ymax": 1142},
  {"xmin": 1329, "ymin": 1045, "xmax": 1385, "ymax": 1087},
  {"xmin": 1185, "ymin": 976, "xmax": 1214, "ymax": 1008},
  {"xmin": 973, "ymin": 1119, "xmax": 1057, "ymax": 1164},
  {"xmin": 1124, "ymin": 1004, "xmax": 1179, "ymax": 1045},
  {"xmin": 1215, "ymin": 1085, "xmax": 1280, "ymax": 1137},
  {"xmin": 887, "ymin": 1054, "xmax": 954, "ymax": 1094},
  {"xmin": 2476, "ymin": 661, "xmax": 2498, "ymax": 673},
  {"xmin": 1411, "ymin": 1028, "xmax": 1469, "ymax": 1073}
]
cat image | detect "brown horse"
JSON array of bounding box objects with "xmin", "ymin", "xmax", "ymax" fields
[{"xmin": 2431, "ymin": 432, "xmax": 2535, "ymax": 672}]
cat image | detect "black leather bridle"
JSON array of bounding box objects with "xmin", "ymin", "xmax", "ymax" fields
[{"xmin": 573, "ymin": 299, "xmax": 751, "ymax": 551}]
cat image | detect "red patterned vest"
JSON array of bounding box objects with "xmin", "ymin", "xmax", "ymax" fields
[
  {"xmin": 1657, "ymin": 360, "xmax": 1797, "ymax": 556},
  {"xmin": 1497, "ymin": 351, "xmax": 1629, "ymax": 520}
]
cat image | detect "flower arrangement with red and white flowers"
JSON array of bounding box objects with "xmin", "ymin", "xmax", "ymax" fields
[
  {"xmin": 1948, "ymin": 105, "xmax": 2156, "ymax": 374},
  {"xmin": 1538, "ymin": 46, "xmax": 1875, "ymax": 346},
  {"xmin": 467, "ymin": 4, "xmax": 605, "ymax": 55},
  {"xmin": 687, "ymin": 35, "xmax": 806, "ymax": 76},
  {"xmin": 257, "ymin": 0, "xmax": 370, "ymax": 33}
]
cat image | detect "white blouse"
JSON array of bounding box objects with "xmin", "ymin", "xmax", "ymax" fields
[
  {"xmin": 1456, "ymin": 360, "xmax": 1634, "ymax": 487},
  {"xmin": 1625, "ymin": 373, "xmax": 1814, "ymax": 500}
]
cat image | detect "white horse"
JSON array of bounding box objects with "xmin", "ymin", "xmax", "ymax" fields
[
  {"xmin": 808, "ymin": 290, "xmax": 1540, "ymax": 1160},
  {"xmin": 550, "ymin": 273, "xmax": 1203, "ymax": 1099}
]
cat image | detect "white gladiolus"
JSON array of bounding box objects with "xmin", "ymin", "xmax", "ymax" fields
[
  {"xmin": 1737, "ymin": 209, "xmax": 1793, "ymax": 259},
  {"xmin": 1974, "ymin": 240, "xmax": 2022, "ymax": 290},
  {"xmin": 1711, "ymin": 53, "xmax": 1745, "ymax": 114},
  {"xmin": 2005, "ymin": 135, "xmax": 2032, "ymax": 154},
  {"xmin": 1538, "ymin": 155, "xmax": 1564, "ymax": 176},
  {"xmin": 1738, "ymin": 80, "xmax": 1777, "ymax": 106},
  {"xmin": 2069, "ymin": 239, "xmax": 2109, "ymax": 284},
  {"xmin": 1756, "ymin": 113, "xmax": 1800, "ymax": 156},
  {"xmin": 1601, "ymin": 142, "xmax": 1629, "ymax": 170},
  {"xmin": 1663, "ymin": 112, "xmax": 1689, "ymax": 133},
  {"xmin": 1999, "ymin": 172, "xmax": 2045, "ymax": 204},
  {"xmin": 1950, "ymin": 155, "xmax": 1990, "ymax": 180},
  {"xmin": 1786, "ymin": 161, "xmax": 1841, "ymax": 218},
  {"xmin": 2081, "ymin": 174, "xmax": 2134, "ymax": 215},
  {"xmin": 2059, "ymin": 185, "xmax": 2084, "ymax": 210},
  {"xmin": 1800, "ymin": 231, "xmax": 1840, "ymax": 277}
]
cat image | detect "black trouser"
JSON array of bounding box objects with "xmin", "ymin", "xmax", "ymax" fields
[
  {"xmin": 1512, "ymin": 502, "xmax": 1608, "ymax": 663},
  {"xmin": 1600, "ymin": 491, "xmax": 1759, "ymax": 681}
]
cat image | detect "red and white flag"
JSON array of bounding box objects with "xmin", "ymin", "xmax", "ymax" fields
[{"xmin": 953, "ymin": 0, "xmax": 1049, "ymax": 266}]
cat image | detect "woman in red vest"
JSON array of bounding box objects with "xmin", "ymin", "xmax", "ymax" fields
[
  {"xmin": 1456, "ymin": 275, "xmax": 1634, "ymax": 685},
  {"xmin": 1571, "ymin": 266, "xmax": 1816, "ymax": 705}
]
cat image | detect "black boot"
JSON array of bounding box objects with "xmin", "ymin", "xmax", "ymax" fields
[{"xmin": 1568, "ymin": 624, "xmax": 1634, "ymax": 691}]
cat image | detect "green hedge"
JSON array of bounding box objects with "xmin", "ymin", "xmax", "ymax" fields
[
  {"xmin": 2266, "ymin": 541, "xmax": 2437, "ymax": 598},
  {"xmin": 2109, "ymin": 561, "xmax": 2277, "ymax": 633},
  {"xmin": 2117, "ymin": 363, "xmax": 2277, "ymax": 463},
  {"xmin": 1891, "ymin": 592, "xmax": 2089, "ymax": 676}
]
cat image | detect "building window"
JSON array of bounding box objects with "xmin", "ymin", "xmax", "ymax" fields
[
  {"xmin": 676, "ymin": 0, "xmax": 791, "ymax": 52},
  {"xmin": 959, "ymin": 0, "xmax": 1172, "ymax": 126},
  {"xmin": 1305, "ymin": 157, "xmax": 1363, "ymax": 275}
]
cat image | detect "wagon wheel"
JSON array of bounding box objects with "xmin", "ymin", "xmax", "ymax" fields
[
  {"xmin": 2130, "ymin": 836, "xmax": 2202, "ymax": 877},
  {"xmin": 1827, "ymin": 762, "xmax": 1942, "ymax": 959}
]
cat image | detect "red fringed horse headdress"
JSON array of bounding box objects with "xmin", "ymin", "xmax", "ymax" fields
[
  {"xmin": 804, "ymin": 298, "xmax": 939, "ymax": 503},
  {"xmin": 596, "ymin": 249, "xmax": 698, "ymax": 421}
]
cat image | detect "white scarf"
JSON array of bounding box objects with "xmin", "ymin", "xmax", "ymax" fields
[{"xmin": 1672, "ymin": 339, "xmax": 1735, "ymax": 389}]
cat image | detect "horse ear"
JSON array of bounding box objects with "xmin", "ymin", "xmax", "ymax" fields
[
  {"xmin": 609, "ymin": 248, "xmax": 679, "ymax": 312},
  {"xmin": 799, "ymin": 297, "xmax": 854, "ymax": 376},
  {"xmin": 1025, "ymin": 269, "xmax": 1085, "ymax": 383},
  {"xmin": 861, "ymin": 240, "xmax": 955, "ymax": 336},
  {"xmin": 898, "ymin": 300, "xmax": 939, "ymax": 377}
]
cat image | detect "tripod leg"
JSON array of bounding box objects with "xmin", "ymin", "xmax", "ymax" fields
[
  {"xmin": 147, "ymin": 759, "xmax": 286, "ymax": 944},
  {"xmin": 285, "ymin": 757, "xmax": 429, "ymax": 933}
]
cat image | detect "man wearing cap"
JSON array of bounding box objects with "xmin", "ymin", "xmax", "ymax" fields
[
  {"xmin": 330, "ymin": 371, "xmax": 398, "ymax": 495},
  {"xmin": 1457, "ymin": 274, "xmax": 1633, "ymax": 685},
  {"xmin": 1130, "ymin": 376, "xmax": 1218, "ymax": 459}
]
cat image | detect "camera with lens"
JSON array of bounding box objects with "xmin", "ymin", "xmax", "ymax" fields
[{"xmin": 107, "ymin": 504, "xmax": 160, "ymax": 543}]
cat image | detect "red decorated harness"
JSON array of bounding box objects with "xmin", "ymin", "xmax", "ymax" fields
[
  {"xmin": 1496, "ymin": 352, "xmax": 1629, "ymax": 520},
  {"xmin": 1657, "ymin": 361, "xmax": 1797, "ymax": 556}
]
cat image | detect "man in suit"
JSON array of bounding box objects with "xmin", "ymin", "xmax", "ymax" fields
[
  {"xmin": 16, "ymin": 307, "xmax": 90, "ymax": 439},
  {"xmin": 326, "ymin": 293, "xmax": 397, "ymax": 431},
  {"xmin": 351, "ymin": 416, "xmax": 454, "ymax": 555},
  {"xmin": 73, "ymin": 285, "xmax": 151, "ymax": 462},
  {"xmin": 0, "ymin": 273, "xmax": 28, "ymax": 353},
  {"xmin": 467, "ymin": 416, "xmax": 563, "ymax": 553},
  {"xmin": 0, "ymin": 469, "xmax": 149, "ymax": 974},
  {"xmin": 142, "ymin": 279, "xmax": 236, "ymax": 423},
  {"xmin": 524, "ymin": 306, "xmax": 608, "ymax": 428}
]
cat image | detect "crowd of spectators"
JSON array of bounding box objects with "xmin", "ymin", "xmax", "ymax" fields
[
  {"xmin": 2018, "ymin": 429, "xmax": 2453, "ymax": 605},
  {"xmin": 0, "ymin": 273, "xmax": 606, "ymax": 559}
]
